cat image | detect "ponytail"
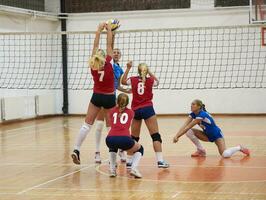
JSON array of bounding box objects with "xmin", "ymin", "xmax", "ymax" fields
[
  {"xmin": 117, "ymin": 93, "xmax": 129, "ymax": 116},
  {"xmin": 201, "ymin": 104, "xmax": 206, "ymax": 112},
  {"xmin": 89, "ymin": 49, "xmax": 106, "ymax": 70},
  {"xmin": 138, "ymin": 63, "xmax": 148, "ymax": 83}
]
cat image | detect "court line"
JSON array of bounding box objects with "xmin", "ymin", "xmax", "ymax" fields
[
  {"xmin": 0, "ymin": 125, "xmax": 64, "ymax": 139},
  {"xmin": 2, "ymin": 162, "xmax": 266, "ymax": 169},
  {"xmin": 17, "ymin": 159, "xmax": 108, "ymax": 195},
  {"xmin": 95, "ymin": 164, "xmax": 266, "ymax": 184},
  {"xmin": 171, "ymin": 192, "xmax": 180, "ymax": 198},
  {"xmin": 0, "ymin": 121, "xmax": 60, "ymax": 134},
  {"xmin": 0, "ymin": 163, "xmax": 90, "ymax": 167},
  {"xmin": 33, "ymin": 188, "xmax": 266, "ymax": 196},
  {"xmin": 138, "ymin": 164, "xmax": 266, "ymax": 169}
]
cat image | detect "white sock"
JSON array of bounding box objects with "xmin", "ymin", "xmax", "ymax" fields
[
  {"xmin": 131, "ymin": 152, "xmax": 142, "ymax": 170},
  {"xmin": 186, "ymin": 129, "xmax": 205, "ymax": 151},
  {"xmin": 222, "ymin": 145, "xmax": 241, "ymax": 158},
  {"xmin": 127, "ymin": 155, "xmax": 133, "ymax": 164},
  {"xmin": 155, "ymin": 152, "xmax": 163, "ymax": 162},
  {"xmin": 95, "ymin": 120, "xmax": 104, "ymax": 152},
  {"xmin": 74, "ymin": 122, "xmax": 92, "ymax": 151},
  {"xmin": 109, "ymin": 152, "xmax": 117, "ymax": 170}
]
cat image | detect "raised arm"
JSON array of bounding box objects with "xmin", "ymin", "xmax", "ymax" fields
[
  {"xmin": 106, "ymin": 23, "xmax": 113, "ymax": 56},
  {"xmin": 121, "ymin": 61, "xmax": 132, "ymax": 85},
  {"xmin": 92, "ymin": 23, "xmax": 105, "ymax": 56},
  {"xmin": 173, "ymin": 117, "xmax": 201, "ymax": 143}
]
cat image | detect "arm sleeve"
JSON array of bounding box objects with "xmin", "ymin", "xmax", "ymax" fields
[
  {"xmin": 189, "ymin": 112, "xmax": 195, "ymax": 119},
  {"xmin": 195, "ymin": 111, "xmax": 205, "ymax": 120}
]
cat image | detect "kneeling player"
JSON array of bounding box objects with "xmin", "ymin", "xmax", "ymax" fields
[
  {"xmin": 173, "ymin": 99, "xmax": 250, "ymax": 158},
  {"xmin": 106, "ymin": 93, "xmax": 144, "ymax": 178}
]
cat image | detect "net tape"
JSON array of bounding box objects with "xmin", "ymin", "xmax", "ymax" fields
[{"xmin": 0, "ymin": 25, "xmax": 265, "ymax": 90}]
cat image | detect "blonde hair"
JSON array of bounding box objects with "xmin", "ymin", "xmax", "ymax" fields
[
  {"xmin": 117, "ymin": 93, "xmax": 129, "ymax": 116},
  {"xmin": 138, "ymin": 63, "xmax": 148, "ymax": 83},
  {"xmin": 193, "ymin": 99, "xmax": 206, "ymax": 111},
  {"xmin": 89, "ymin": 49, "xmax": 106, "ymax": 70}
]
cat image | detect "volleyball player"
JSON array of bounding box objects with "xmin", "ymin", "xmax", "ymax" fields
[
  {"xmin": 173, "ymin": 99, "xmax": 250, "ymax": 158},
  {"xmin": 106, "ymin": 93, "xmax": 144, "ymax": 178},
  {"xmin": 94, "ymin": 47, "xmax": 130, "ymax": 164},
  {"xmin": 122, "ymin": 62, "xmax": 169, "ymax": 168},
  {"xmin": 71, "ymin": 22, "xmax": 116, "ymax": 165}
]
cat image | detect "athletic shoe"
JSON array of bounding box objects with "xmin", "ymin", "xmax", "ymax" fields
[
  {"xmin": 158, "ymin": 160, "xmax": 170, "ymax": 168},
  {"xmin": 95, "ymin": 152, "xmax": 101, "ymax": 164},
  {"xmin": 240, "ymin": 145, "xmax": 250, "ymax": 156},
  {"xmin": 71, "ymin": 149, "xmax": 80, "ymax": 165},
  {"xmin": 109, "ymin": 169, "xmax": 117, "ymax": 177},
  {"xmin": 191, "ymin": 149, "xmax": 206, "ymax": 157},
  {"xmin": 119, "ymin": 150, "xmax": 127, "ymax": 163},
  {"xmin": 130, "ymin": 168, "xmax": 142, "ymax": 178},
  {"xmin": 126, "ymin": 162, "xmax": 132, "ymax": 169}
]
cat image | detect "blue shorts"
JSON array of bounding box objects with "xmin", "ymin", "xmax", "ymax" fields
[
  {"xmin": 134, "ymin": 106, "xmax": 156, "ymax": 120},
  {"xmin": 106, "ymin": 136, "xmax": 135, "ymax": 152},
  {"xmin": 204, "ymin": 130, "xmax": 224, "ymax": 142}
]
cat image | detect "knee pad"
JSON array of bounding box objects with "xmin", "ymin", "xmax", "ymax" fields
[
  {"xmin": 131, "ymin": 135, "xmax": 140, "ymax": 142},
  {"xmin": 136, "ymin": 145, "xmax": 144, "ymax": 156},
  {"xmin": 222, "ymin": 150, "xmax": 231, "ymax": 158},
  {"xmin": 109, "ymin": 148, "xmax": 118, "ymax": 153},
  {"xmin": 151, "ymin": 132, "xmax": 162, "ymax": 143}
]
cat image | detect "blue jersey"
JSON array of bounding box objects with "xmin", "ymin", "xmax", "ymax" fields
[
  {"xmin": 189, "ymin": 110, "xmax": 221, "ymax": 136},
  {"xmin": 113, "ymin": 62, "xmax": 124, "ymax": 90}
]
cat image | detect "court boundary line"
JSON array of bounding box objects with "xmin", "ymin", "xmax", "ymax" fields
[
  {"xmin": 95, "ymin": 164, "xmax": 266, "ymax": 184},
  {"xmin": 17, "ymin": 160, "xmax": 108, "ymax": 195}
]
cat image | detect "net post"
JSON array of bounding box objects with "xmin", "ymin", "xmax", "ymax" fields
[
  {"xmin": 262, "ymin": 27, "xmax": 266, "ymax": 46},
  {"xmin": 60, "ymin": 0, "xmax": 69, "ymax": 115}
]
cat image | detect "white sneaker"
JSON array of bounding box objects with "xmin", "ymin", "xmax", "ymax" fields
[
  {"xmin": 130, "ymin": 168, "xmax": 142, "ymax": 178},
  {"xmin": 95, "ymin": 152, "xmax": 101, "ymax": 164},
  {"xmin": 119, "ymin": 150, "xmax": 127, "ymax": 162},
  {"xmin": 109, "ymin": 168, "xmax": 117, "ymax": 177}
]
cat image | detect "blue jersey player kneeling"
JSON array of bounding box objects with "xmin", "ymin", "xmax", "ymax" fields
[{"xmin": 173, "ymin": 99, "xmax": 250, "ymax": 158}]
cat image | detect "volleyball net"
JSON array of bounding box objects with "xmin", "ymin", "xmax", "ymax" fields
[{"xmin": 0, "ymin": 25, "xmax": 266, "ymax": 90}]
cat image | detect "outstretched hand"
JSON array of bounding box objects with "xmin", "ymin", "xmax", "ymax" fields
[
  {"xmin": 173, "ymin": 135, "xmax": 179, "ymax": 143},
  {"xmin": 97, "ymin": 22, "xmax": 105, "ymax": 32},
  {"xmin": 105, "ymin": 23, "xmax": 112, "ymax": 32},
  {"xmin": 127, "ymin": 61, "xmax": 133, "ymax": 69}
]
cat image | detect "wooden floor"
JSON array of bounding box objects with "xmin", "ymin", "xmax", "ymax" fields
[{"xmin": 0, "ymin": 115, "xmax": 266, "ymax": 200}]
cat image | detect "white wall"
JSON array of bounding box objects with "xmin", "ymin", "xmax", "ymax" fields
[
  {"xmin": 0, "ymin": 9, "xmax": 62, "ymax": 121},
  {"xmin": 66, "ymin": 6, "xmax": 266, "ymax": 114},
  {"xmin": 0, "ymin": 5, "xmax": 265, "ymax": 118}
]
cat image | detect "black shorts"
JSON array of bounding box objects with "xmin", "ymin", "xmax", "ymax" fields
[
  {"xmin": 134, "ymin": 106, "xmax": 156, "ymax": 120},
  {"xmin": 90, "ymin": 93, "xmax": 116, "ymax": 109},
  {"xmin": 106, "ymin": 136, "xmax": 135, "ymax": 152}
]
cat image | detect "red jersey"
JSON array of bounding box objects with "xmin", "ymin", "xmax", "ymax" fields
[
  {"xmin": 128, "ymin": 76, "xmax": 157, "ymax": 111},
  {"xmin": 108, "ymin": 107, "xmax": 134, "ymax": 137},
  {"xmin": 91, "ymin": 55, "xmax": 114, "ymax": 94}
]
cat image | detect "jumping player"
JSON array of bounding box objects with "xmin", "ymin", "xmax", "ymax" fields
[
  {"xmin": 106, "ymin": 93, "xmax": 144, "ymax": 178},
  {"xmin": 122, "ymin": 62, "xmax": 169, "ymax": 168},
  {"xmin": 173, "ymin": 99, "xmax": 250, "ymax": 158},
  {"xmin": 94, "ymin": 47, "xmax": 130, "ymax": 164},
  {"xmin": 71, "ymin": 22, "xmax": 115, "ymax": 165}
]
